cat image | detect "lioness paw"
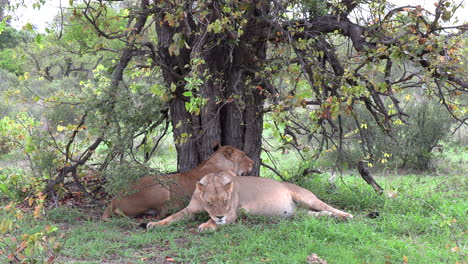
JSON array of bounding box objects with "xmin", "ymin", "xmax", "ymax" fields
[
  {"xmin": 145, "ymin": 221, "xmax": 168, "ymax": 230},
  {"xmin": 334, "ymin": 212, "xmax": 354, "ymax": 221},
  {"xmin": 308, "ymin": 211, "xmax": 353, "ymax": 221},
  {"xmin": 308, "ymin": 211, "xmax": 333, "ymax": 218},
  {"xmin": 197, "ymin": 222, "xmax": 218, "ymax": 232},
  {"xmin": 145, "ymin": 222, "xmax": 157, "ymax": 230},
  {"xmin": 342, "ymin": 213, "xmax": 353, "ymax": 220}
]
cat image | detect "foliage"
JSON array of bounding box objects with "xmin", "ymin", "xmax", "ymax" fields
[
  {"xmin": 0, "ymin": 199, "xmax": 61, "ymax": 263},
  {"xmin": 103, "ymin": 161, "xmax": 154, "ymax": 197},
  {"xmin": 0, "ymin": 112, "xmax": 55, "ymax": 201},
  {"xmin": 323, "ymin": 98, "xmax": 455, "ymax": 170},
  {"xmin": 0, "ymin": 70, "xmax": 19, "ymax": 117},
  {"xmin": 0, "ymin": 25, "xmax": 32, "ymax": 50},
  {"xmin": 0, "ymin": 4, "xmax": 172, "ymax": 199},
  {"xmin": 0, "ymin": 26, "xmax": 32, "ymax": 75},
  {"xmin": 255, "ymin": 1, "xmax": 467, "ymax": 168},
  {"xmin": 0, "ymin": 48, "xmax": 24, "ymax": 75},
  {"xmin": 395, "ymin": 101, "xmax": 454, "ymax": 169},
  {"xmin": 0, "ymin": 168, "xmax": 31, "ymax": 201}
]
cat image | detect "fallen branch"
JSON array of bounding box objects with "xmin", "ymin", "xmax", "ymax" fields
[
  {"xmin": 44, "ymin": 137, "xmax": 103, "ymax": 196},
  {"xmin": 302, "ymin": 168, "xmax": 324, "ymax": 175},
  {"xmin": 358, "ymin": 160, "xmax": 384, "ymax": 194}
]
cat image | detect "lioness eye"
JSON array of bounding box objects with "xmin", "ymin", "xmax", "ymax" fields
[{"xmin": 223, "ymin": 199, "xmax": 227, "ymax": 204}]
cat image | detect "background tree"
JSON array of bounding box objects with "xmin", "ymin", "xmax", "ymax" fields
[{"xmin": 0, "ymin": 0, "xmax": 8, "ymax": 22}]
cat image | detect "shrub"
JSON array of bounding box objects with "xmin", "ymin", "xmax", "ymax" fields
[
  {"xmin": 103, "ymin": 162, "xmax": 156, "ymax": 197},
  {"xmin": 1, "ymin": 202, "xmax": 61, "ymax": 263},
  {"xmin": 330, "ymin": 98, "xmax": 454, "ymax": 170},
  {"xmin": 395, "ymin": 101, "xmax": 453, "ymax": 169},
  {"xmin": 0, "ymin": 168, "xmax": 33, "ymax": 201}
]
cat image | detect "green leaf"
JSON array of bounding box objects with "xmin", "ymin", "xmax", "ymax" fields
[
  {"xmin": 207, "ymin": 20, "xmax": 223, "ymax": 34},
  {"xmin": 0, "ymin": 183, "xmax": 11, "ymax": 196},
  {"xmin": 441, "ymin": 10, "xmax": 451, "ymax": 22},
  {"xmin": 34, "ymin": 35, "xmax": 43, "ymax": 44},
  {"xmin": 0, "ymin": 19, "xmax": 6, "ymax": 34},
  {"xmin": 23, "ymin": 23, "xmax": 34, "ymax": 32}
]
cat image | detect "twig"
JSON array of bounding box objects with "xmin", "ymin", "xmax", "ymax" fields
[
  {"xmin": 70, "ymin": 167, "xmax": 93, "ymax": 200},
  {"xmin": 261, "ymin": 162, "xmax": 287, "ymax": 181}
]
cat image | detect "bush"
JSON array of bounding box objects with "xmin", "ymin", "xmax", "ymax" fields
[
  {"xmin": 330, "ymin": 98, "xmax": 454, "ymax": 170},
  {"xmin": 0, "ymin": 113, "xmax": 53, "ymax": 201},
  {"xmin": 0, "ymin": 168, "xmax": 33, "ymax": 201},
  {"xmin": 103, "ymin": 162, "xmax": 156, "ymax": 197},
  {"xmin": 395, "ymin": 101, "xmax": 453, "ymax": 169},
  {"xmin": 1, "ymin": 202, "xmax": 61, "ymax": 263},
  {"xmin": 0, "ymin": 49, "xmax": 24, "ymax": 75}
]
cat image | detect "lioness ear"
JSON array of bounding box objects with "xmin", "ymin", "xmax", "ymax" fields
[
  {"xmin": 224, "ymin": 181, "xmax": 233, "ymax": 192},
  {"xmin": 223, "ymin": 147, "xmax": 233, "ymax": 158},
  {"xmin": 212, "ymin": 142, "xmax": 221, "ymax": 152},
  {"xmin": 196, "ymin": 182, "xmax": 206, "ymax": 192},
  {"xmin": 198, "ymin": 173, "xmax": 212, "ymax": 192},
  {"xmin": 220, "ymin": 172, "xmax": 233, "ymax": 184}
]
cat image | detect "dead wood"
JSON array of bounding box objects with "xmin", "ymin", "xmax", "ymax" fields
[{"xmin": 358, "ymin": 160, "xmax": 384, "ymax": 194}]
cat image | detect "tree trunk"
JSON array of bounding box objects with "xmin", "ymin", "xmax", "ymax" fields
[
  {"xmin": 154, "ymin": 2, "xmax": 269, "ymax": 175},
  {"xmin": 154, "ymin": 15, "xmax": 197, "ymax": 172}
]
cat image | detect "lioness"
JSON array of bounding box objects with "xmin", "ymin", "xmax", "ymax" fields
[
  {"xmin": 101, "ymin": 146, "xmax": 253, "ymax": 220},
  {"xmin": 145, "ymin": 170, "xmax": 353, "ymax": 231}
]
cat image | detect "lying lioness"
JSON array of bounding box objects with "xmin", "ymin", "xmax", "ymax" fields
[
  {"xmin": 101, "ymin": 146, "xmax": 253, "ymax": 220},
  {"xmin": 145, "ymin": 170, "xmax": 353, "ymax": 231}
]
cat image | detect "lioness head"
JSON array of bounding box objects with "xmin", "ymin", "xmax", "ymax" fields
[
  {"xmin": 196, "ymin": 171, "xmax": 235, "ymax": 225},
  {"xmin": 212, "ymin": 145, "xmax": 253, "ymax": 175}
]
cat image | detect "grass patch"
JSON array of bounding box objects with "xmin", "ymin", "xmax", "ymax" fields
[
  {"xmin": 46, "ymin": 207, "xmax": 88, "ymax": 224},
  {"xmin": 1, "ymin": 173, "xmax": 466, "ymax": 263}
]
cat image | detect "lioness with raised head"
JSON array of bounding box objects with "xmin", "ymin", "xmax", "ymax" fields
[
  {"xmin": 145, "ymin": 170, "xmax": 353, "ymax": 231},
  {"xmin": 101, "ymin": 146, "xmax": 253, "ymax": 220}
]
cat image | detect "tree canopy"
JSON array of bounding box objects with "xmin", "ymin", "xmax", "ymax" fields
[{"xmin": 0, "ymin": 0, "xmax": 466, "ymax": 195}]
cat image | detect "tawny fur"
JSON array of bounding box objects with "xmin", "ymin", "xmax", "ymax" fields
[
  {"xmin": 146, "ymin": 171, "xmax": 353, "ymax": 232},
  {"xmin": 101, "ymin": 146, "xmax": 253, "ymax": 220}
]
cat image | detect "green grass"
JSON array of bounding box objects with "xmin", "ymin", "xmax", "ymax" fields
[{"xmin": 1, "ymin": 173, "xmax": 466, "ymax": 264}]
